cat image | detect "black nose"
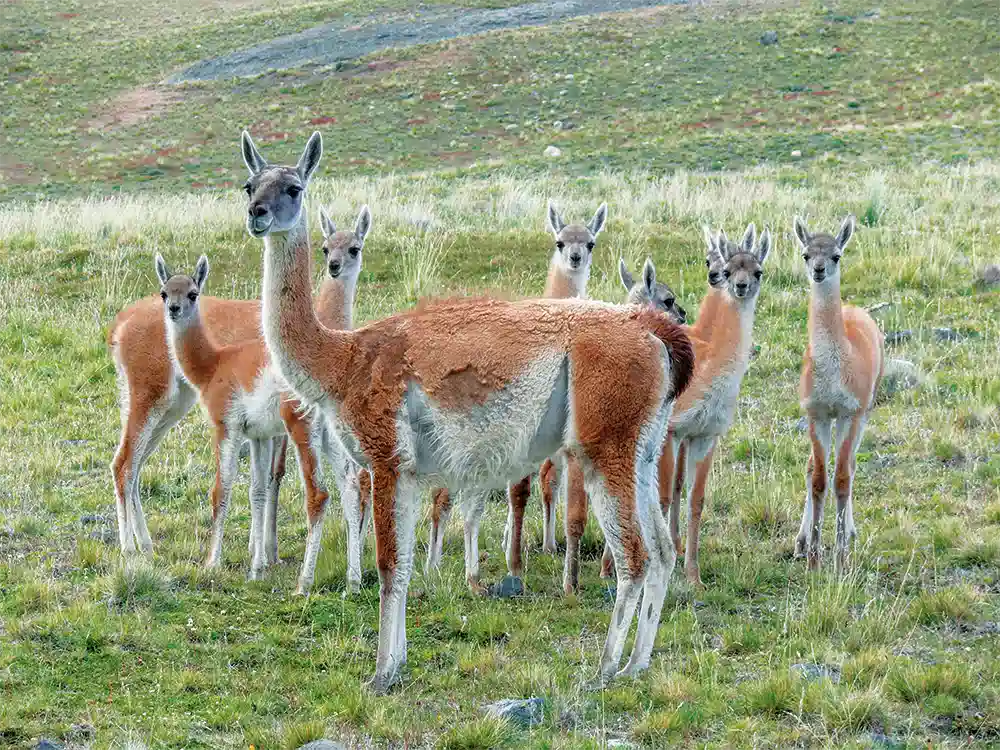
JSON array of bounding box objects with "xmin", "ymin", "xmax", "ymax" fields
[
  {"xmin": 569, "ymin": 253, "xmax": 582, "ymax": 265},
  {"xmin": 249, "ymin": 204, "xmax": 268, "ymax": 218},
  {"xmin": 736, "ymin": 282, "xmax": 748, "ymax": 292},
  {"xmin": 328, "ymin": 261, "xmax": 342, "ymax": 277},
  {"xmin": 708, "ymin": 272, "xmax": 720, "ymax": 285},
  {"xmin": 168, "ymin": 304, "xmax": 180, "ymax": 315}
]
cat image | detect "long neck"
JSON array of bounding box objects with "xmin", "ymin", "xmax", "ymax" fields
[
  {"xmin": 167, "ymin": 313, "xmax": 221, "ymax": 391},
  {"xmin": 544, "ymin": 253, "xmax": 588, "ymax": 299},
  {"xmin": 808, "ymin": 279, "xmax": 846, "ymax": 354},
  {"xmin": 315, "ymin": 274, "xmax": 357, "ymax": 331},
  {"xmin": 690, "ymin": 287, "xmax": 726, "ymax": 340},
  {"xmin": 261, "ymin": 215, "xmax": 352, "ymax": 404}
]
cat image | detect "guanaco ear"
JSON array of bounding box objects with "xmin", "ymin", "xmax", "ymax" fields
[
  {"xmin": 757, "ymin": 227, "xmax": 772, "ymax": 265},
  {"xmin": 318, "ymin": 206, "xmax": 335, "ymax": 239},
  {"xmin": 619, "ymin": 257, "xmax": 635, "ymax": 291},
  {"xmin": 547, "ymin": 200, "xmax": 565, "ymax": 236},
  {"xmin": 154, "ymin": 254, "xmax": 171, "ymax": 286},
  {"xmin": 702, "ymin": 225, "xmax": 716, "ymax": 255},
  {"xmin": 296, "ymin": 131, "xmax": 323, "ymax": 183},
  {"xmin": 741, "ymin": 222, "xmax": 757, "ymax": 254},
  {"xmin": 707, "ymin": 237, "xmax": 726, "ymax": 270},
  {"xmin": 241, "ymin": 130, "xmax": 267, "ymax": 175},
  {"xmin": 588, "ymin": 202, "xmax": 608, "ymax": 237},
  {"xmin": 193, "ymin": 255, "xmax": 210, "ymax": 291},
  {"xmin": 354, "ymin": 204, "xmax": 372, "ymax": 244},
  {"xmin": 642, "ymin": 257, "xmax": 656, "ymax": 296},
  {"xmin": 793, "ymin": 215, "xmax": 811, "ymax": 248},
  {"xmin": 716, "ymin": 228, "xmax": 731, "ymax": 260},
  {"xmin": 835, "ymin": 214, "xmax": 856, "ymax": 250}
]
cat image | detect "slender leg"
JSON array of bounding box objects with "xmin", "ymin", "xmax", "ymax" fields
[
  {"xmin": 358, "ymin": 468, "xmax": 373, "ymax": 553},
  {"xmin": 796, "ymin": 417, "xmax": 833, "ymax": 570},
  {"xmin": 264, "ymin": 433, "xmax": 288, "ymax": 566},
  {"xmin": 425, "ymin": 488, "xmax": 452, "ymax": 575},
  {"xmin": 462, "ymin": 491, "xmax": 488, "ymax": 595},
  {"xmin": 668, "ymin": 438, "xmax": 686, "ymax": 554},
  {"xmin": 833, "ymin": 413, "xmax": 865, "ymax": 575},
  {"xmin": 205, "ymin": 431, "xmax": 240, "ymax": 569},
  {"xmin": 247, "ymin": 438, "xmax": 271, "ymax": 579},
  {"xmin": 540, "ymin": 459, "xmax": 559, "ymax": 554},
  {"xmin": 286, "ymin": 412, "xmax": 332, "ymax": 595},
  {"xmin": 562, "ymin": 456, "xmax": 588, "ymax": 595},
  {"xmin": 504, "ymin": 475, "xmax": 531, "ymax": 578},
  {"xmin": 369, "ymin": 462, "xmax": 418, "ymax": 694},
  {"xmin": 112, "ymin": 403, "xmax": 146, "ymax": 556},
  {"xmin": 684, "ymin": 437, "xmax": 717, "ymax": 587}
]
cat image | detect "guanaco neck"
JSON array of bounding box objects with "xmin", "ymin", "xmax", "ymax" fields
[
  {"xmin": 261, "ymin": 213, "xmax": 352, "ymax": 405},
  {"xmin": 690, "ymin": 287, "xmax": 726, "ymax": 340},
  {"xmin": 167, "ymin": 313, "xmax": 222, "ymax": 391},
  {"xmin": 315, "ymin": 273, "xmax": 357, "ymax": 331},
  {"xmin": 544, "ymin": 252, "xmax": 589, "ymax": 299},
  {"xmin": 807, "ymin": 279, "xmax": 847, "ymax": 358}
]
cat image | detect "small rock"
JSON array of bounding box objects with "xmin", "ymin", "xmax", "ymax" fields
[
  {"xmin": 867, "ymin": 301, "xmax": 892, "ymax": 315},
  {"xmin": 80, "ymin": 514, "xmax": 107, "ymax": 525},
  {"xmin": 760, "ymin": 30, "xmax": 779, "ymax": 45},
  {"xmin": 88, "ymin": 528, "xmax": 117, "ymax": 545},
  {"xmin": 504, "ymin": 123, "xmax": 518, "ymax": 131},
  {"xmin": 489, "ymin": 575, "xmax": 524, "ymax": 599},
  {"xmin": 68, "ymin": 724, "xmax": 95, "ymax": 742},
  {"xmin": 483, "ymin": 697, "xmax": 544, "ymax": 729},
  {"xmin": 884, "ymin": 329, "xmax": 912, "ymax": 345},
  {"xmin": 791, "ymin": 663, "xmax": 841, "ymax": 683},
  {"xmin": 880, "ymin": 358, "xmax": 922, "ymax": 399},
  {"xmin": 979, "ymin": 263, "xmax": 1000, "ymax": 287},
  {"xmin": 297, "ymin": 741, "xmax": 346, "ymax": 750},
  {"xmin": 791, "ymin": 149, "xmax": 802, "ymax": 158},
  {"xmin": 34, "ymin": 739, "xmax": 64, "ymax": 750},
  {"xmin": 552, "ymin": 120, "xmax": 563, "ymax": 130},
  {"xmin": 543, "ymin": 145, "xmax": 562, "ymax": 158},
  {"xmin": 795, "ymin": 416, "xmax": 808, "ymax": 433},
  {"xmin": 933, "ymin": 327, "xmax": 963, "ymax": 342}
]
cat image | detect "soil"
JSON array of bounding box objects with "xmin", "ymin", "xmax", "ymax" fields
[{"xmin": 167, "ymin": 0, "xmax": 688, "ymax": 83}]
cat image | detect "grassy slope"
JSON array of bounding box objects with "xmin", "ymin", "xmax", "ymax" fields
[{"xmin": 1, "ymin": 0, "xmax": 1000, "ymax": 748}]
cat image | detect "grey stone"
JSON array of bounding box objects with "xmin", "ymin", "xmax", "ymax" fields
[
  {"xmin": 933, "ymin": 327, "xmax": 963, "ymax": 342},
  {"xmin": 979, "ymin": 263, "xmax": 1000, "ymax": 287},
  {"xmin": 790, "ymin": 663, "xmax": 841, "ymax": 683},
  {"xmin": 880, "ymin": 358, "xmax": 922, "ymax": 399},
  {"xmin": 760, "ymin": 30, "xmax": 778, "ymax": 45},
  {"xmin": 80, "ymin": 514, "xmax": 107, "ymax": 525},
  {"xmin": 483, "ymin": 697, "xmax": 545, "ymax": 729},
  {"xmin": 489, "ymin": 575, "xmax": 524, "ymax": 599},
  {"xmin": 297, "ymin": 741, "xmax": 346, "ymax": 750},
  {"xmin": 88, "ymin": 528, "xmax": 118, "ymax": 545},
  {"xmin": 34, "ymin": 740, "xmax": 65, "ymax": 750},
  {"xmin": 884, "ymin": 329, "xmax": 912, "ymax": 345}
]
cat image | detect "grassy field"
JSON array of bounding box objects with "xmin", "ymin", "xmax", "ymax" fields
[{"xmin": 2, "ymin": 0, "xmax": 1000, "ymax": 747}]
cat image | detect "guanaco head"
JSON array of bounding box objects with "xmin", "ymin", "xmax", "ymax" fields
[
  {"xmin": 318, "ymin": 204, "xmax": 371, "ymax": 280},
  {"xmin": 708, "ymin": 222, "xmax": 771, "ymax": 302},
  {"xmin": 155, "ymin": 254, "xmax": 209, "ymax": 325},
  {"xmin": 240, "ymin": 130, "xmax": 322, "ymax": 238},
  {"xmin": 547, "ymin": 200, "xmax": 607, "ymax": 276},
  {"xmin": 794, "ymin": 215, "xmax": 854, "ymax": 286},
  {"xmin": 619, "ymin": 257, "xmax": 687, "ymax": 323},
  {"xmin": 702, "ymin": 226, "xmax": 729, "ymax": 289}
]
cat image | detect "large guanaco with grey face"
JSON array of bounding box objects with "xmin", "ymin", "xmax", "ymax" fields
[
  {"xmin": 108, "ymin": 207, "xmax": 367, "ymax": 584},
  {"xmin": 241, "ymin": 130, "xmax": 694, "ymax": 694},
  {"xmin": 794, "ymin": 215, "xmax": 884, "ymax": 573},
  {"xmin": 425, "ymin": 200, "xmax": 608, "ymax": 594}
]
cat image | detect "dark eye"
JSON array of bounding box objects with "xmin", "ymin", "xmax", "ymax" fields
[
  {"xmin": 188, "ymin": 292, "xmax": 198, "ymax": 302},
  {"xmin": 754, "ymin": 270, "xmax": 762, "ymax": 280},
  {"xmin": 556, "ymin": 241, "xmax": 565, "ymax": 250},
  {"xmin": 723, "ymin": 269, "xmax": 731, "ymax": 279},
  {"xmin": 286, "ymin": 185, "xmax": 302, "ymax": 198},
  {"xmin": 243, "ymin": 182, "xmax": 252, "ymax": 196},
  {"xmin": 802, "ymin": 253, "xmax": 810, "ymax": 261},
  {"xmin": 832, "ymin": 255, "xmax": 841, "ymax": 264},
  {"xmin": 665, "ymin": 298, "xmax": 675, "ymax": 308},
  {"xmin": 348, "ymin": 247, "xmax": 360, "ymax": 257},
  {"xmin": 705, "ymin": 259, "xmax": 711, "ymax": 268},
  {"xmin": 586, "ymin": 242, "xmax": 595, "ymax": 251},
  {"xmin": 322, "ymin": 246, "xmax": 329, "ymax": 256},
  {"xmin": 160, "ymin": 291, "xmax": 167, "ymax": 301}
]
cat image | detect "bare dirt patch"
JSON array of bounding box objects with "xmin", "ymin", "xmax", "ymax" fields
[{"xmin": 85, "ymin": 86, "xmax": 181, "ymax": 131}]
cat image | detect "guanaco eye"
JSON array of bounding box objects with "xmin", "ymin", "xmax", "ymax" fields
[
  {"xmin": 705, "ymin": 259, "xmax": 711, "ymax": 268},
  {"xmin": 286, "ymin": 185, "xmax": 302, "ymax": 198},
  {"xmin": 665, "ymin": 298, "xmax": 675, "ymax": 308},
  {"xmin": 802, "ymin": 253, "xmax": 810, "ymax": 261},
  {"xmin": 586, "ymin": 242, "xmax": 595, "ymax": 251},
  {"xmin": 723, "ymin": 269, "xmax": 731, "ymax": 279},
  {"xmin": 832, "ymin": 254, "xmax": 841, "ymax": 264},
  {"xmin": 754, "ymin": 270, "xmax": 763, "ymax": 280},
  {"xmin": 243, "ymin": 182, "xmax": 252, "ymax": 196},
  {"xmin": 556, "ymin": 241, "xmax": 565, "ymax": 250},
  {"xmin": 160, "ymin": 291, "xmax": 167, "ymax": 301},
  {"xmin": 348, "ymin": 246, "xmax": 360, "ymax": 257},
  {"xmin": 187, "ymin": 292, "xmax": 198, "ymax": 302},
  {"xmin": 322, "ymin": 246, "xmax": 329, "ymax": 256}
]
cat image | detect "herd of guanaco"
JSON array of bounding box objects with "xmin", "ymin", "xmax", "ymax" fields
[{"xmin": 107, "ymin": 132, "xmax": 884, "ymax": 692}]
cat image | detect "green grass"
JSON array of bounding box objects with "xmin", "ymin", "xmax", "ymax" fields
[{"xmin": 2, "ymin": 0, "xmax": 1000, "ymax": 747}]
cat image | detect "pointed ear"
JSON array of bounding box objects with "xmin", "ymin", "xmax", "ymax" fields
[
  {"xmin": 354, "ymin": 204, "xmax": 372, "ymax": 244},
  {"xmin": 642, "ymin": 258, "xmax": 657, "ymax": 296},
  {"xmin": 757, "ymin": 227, "xmax": 772, "ymax": 265},
  {"xmin": 793, "ymin": 215, "xmax": 811, "ymax": 248},
  {"xmin": 716, "ymin": 228, "xmax": 730, "ymax": 260},
  {"xmin": 588, "ymin": 202, "xmax": 608, "ymax": 236},
  {"xmin": 154, "ymin": 254, "xmax": 171, "ymax": 286},
  {"xmin": 741, "ymin": 223, "xmax": 756, "ymax": 254},
  {"xmin": 193, "ymin": 255, "xmax": 210, "ymax": 291},
  {"xmin": 241, "ymin": 130, "xmax": 266, "ymax": 175},
  {"xmin": 318, "ymin": 207, "xmax": 335, "ymax": 239},
  {"xmin": 547, "ymin": 200, "xmax": 565, "ymax": 236},
  {"xmin": 835, "ymin": 214, "xmax": 855, "ymax": 250},
  {"xmin": 707, "ymin": 237, "xmax": 725, "ymax": 270},
  {"xmin": 296, "ymin": 131, "xmax": 323, "ymax": 183},
  {"xmin": 619, "ymin": 258, "xmax": 635, "ymax": 291}
]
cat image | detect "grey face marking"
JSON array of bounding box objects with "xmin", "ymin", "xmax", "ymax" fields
[
  {"xmin": 548, "ymin": 201, "xmax": 607, "ymax": 272},
  {"xmin": 795, "ymin": 216, "xmax": 854, "ymax": 286},
  {"xmin": 240, "ymin": 130, "xmax": 322, "ymax": 238},
  {"xmin": 619, "ymin": 258, "xmax": 686, "ymax": 323},
  {"xmin": 707, "ymin": 224, "xmax": 770, "ymax": 301},
  {"xmin": 155, "ymin": 254, "xmax": 208, "ymax": 324}
]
